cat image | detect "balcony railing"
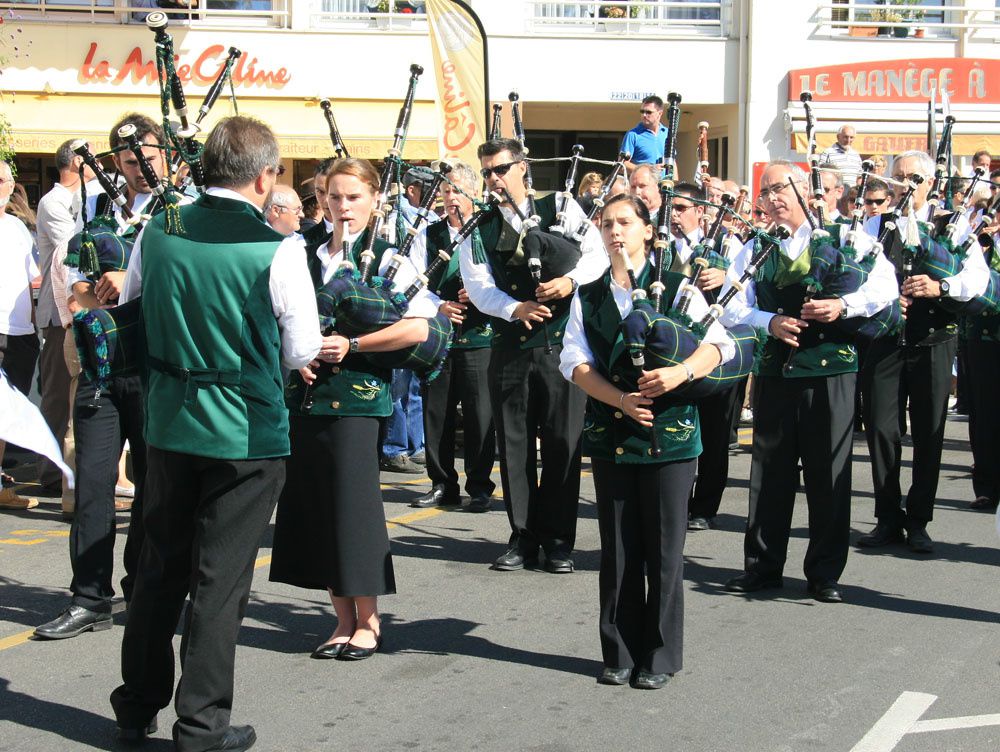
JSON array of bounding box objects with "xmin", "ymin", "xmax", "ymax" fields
[
  {"xmin": 309, "ymin": 0, "xmax": 427, "ymax": 30},
  {"xmin": 0, "ymin": 0, "xmax": 289, "ymax": 26},
  {"xmin": 816, "ymin": 2, "xmax": 1000, "ymax": 40},
  {"xmin": 528, "ymin": 0, "xmax": 727, "ymax": 37}
]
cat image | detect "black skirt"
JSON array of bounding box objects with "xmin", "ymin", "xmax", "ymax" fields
[{"xmin": 270, "ymin": 415, "xmax": 396, "ymax": 597}]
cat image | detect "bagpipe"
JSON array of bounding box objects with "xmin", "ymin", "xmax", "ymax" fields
[
  {"xmin": 800, "ymin": 91, "xmax": 830, "ymax": 230},
  {"xmin": 319, "ymin": 99, "xmax": 350, "ymax": 159},
  {"xmin": 571, "ymin": 150, "xmax": 629, "ymax": 243}
]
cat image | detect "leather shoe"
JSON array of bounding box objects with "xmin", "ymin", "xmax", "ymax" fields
[
  {"xmin": 632, "ymin": 671, "xmax": 671, "ymax": 690},
  {"xmin": 492, "ymin": 545, "xmax": 537, "ymax": 571},
  {"xmin": 34, "ymin": 605, "xmax": 112, "ymax": 640},
  {"xmin": 807, "ymin": 581, "xmax": 843, "ymax": 603},
  {"xmin": 544, "ymin": 556, "xmax": 574, "ymax": 574},
  {"xmin": 310, "ymin": 641, "xmax": 348, "ymax": 659},
  {"xmin": 724, "ymin": 572, "xmax": 782, "ymax": 593},
  {"xmin": 204, "ymin": 725, "xmax": 256, "ymax": 751},
  {"xmin": 117, "ymin": 716, "xmax": 157, "ymax": 743},
  {"xmin": 410, "ymin": 485, "xmax": 459, "ymax": 508},
  {"xmin": 856, "ymin": 523, "xmax": 905, "ymax": 548},
  {"xmin": 970, "ymin": 496, "xmax": 998, "ymax": 511},
  {"xmin": 687, "ymin": 516, "xmax": 710, "ymax": 531},
  {"xmin": 337, "ymin": 634, "xmax": 382, "ymax": 661},
  {"xmin": 597, "ymin": 667, "xmax": 631, "ymax": 685},
  {"xmin": 906, "ymin": 525, "xmax": 934, "ymax": 554},
  {"xmin": 466, "ymin": 495, "xmax": 492, "ymax": 513}
]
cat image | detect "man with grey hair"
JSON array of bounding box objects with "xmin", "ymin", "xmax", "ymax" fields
[
  {"xmin": 628, "ymin": 163, "xmax": 661, "ymax": 216},
  {"xmin": 110, "ymin": 115, "xmax": 321, "ymax": 752},
  {"xmin": 721, "ymin": 159, "xmax": 897, "ymax": 603},
  {"xmin": 34, "ymin": 139, "xmax": 94, "ymax": 497},
  {"xmin": 408, "ymin": 161, "xmax": 497, "ymax": 511},
  {"xmin": 856, "ymin": 149, "xmax": 987, "ymax": 554},
  {"xmin": 264, "ymin": 184, "xmax": 304, "ymax": 238},
  {"xmin": 820, "ymin": 125, "xmax": 862, "ymax": 175},
  {"xmin": 820, "ymin": 169, "xmax": 845, "ymax": 222}
]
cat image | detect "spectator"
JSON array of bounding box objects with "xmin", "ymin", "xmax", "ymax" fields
[
  {"xmin": 972, "ymin": 149, "xmax": 992, "ymax": 175},
  {"xmin": 622, "ymin": 95, "xmax": 668, "ymax": 171},
  {"xmin": 819, "ymin": 125, "xmax": 862, "ymax": 176},
  {"xmin": 264, "ymin": 185, "xmax": 304, "ymax": 238},
  {"xmin": 868, "ymin": 154, "xmax": 888, "ymax": 177},
  {"xmin": 862, "ymin": 178, "xmax": 891, "ymax": 219},
  {"xmin": 629, "ymin": 163, "xmax": 661, "ymax": 216},
  {"xmin": 577, "ymin": 172, "xmax": 603, "ymax": 199},
  {"xmin": 820, "ymin": 169, "xmax": 845, "ymax": 221},
  {"xmin": 299, "ymin": 193, "xmax": 322, "ymax": 234},
  {"xmin": 8, "ymin": 184, "xmax": 37, "ymax": 237}
]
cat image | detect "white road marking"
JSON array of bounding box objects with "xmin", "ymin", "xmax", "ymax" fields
[
  {"xmin": 851, "ymin": 692, "xmax": 1000, "ymax": 752},
  {"xmin": 910, "ymin": 713, "xmax": 1000, "ymax": 734}
]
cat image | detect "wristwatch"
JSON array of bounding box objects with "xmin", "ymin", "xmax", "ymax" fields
[
  {"xmin": 570, "ymin": 279, "xmax": 579, "ymax": 295},
  {"xmin": 940, "ymin": 279, "xmax": 951, "ymax": 297},
  {"xmin": 681, "ymin": 362, "xmax": 695, "ymax": 383},
  {"xmin": 349, "ymin": 337, "xmax": 360, "ymax": 353}
]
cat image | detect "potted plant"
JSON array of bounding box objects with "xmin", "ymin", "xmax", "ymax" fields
[
  {"xmin": 848, "ymin": 8, "xmax": 878, "ymax": 37},
  {"xmin": 598, "ymin": 1, "xmax": 644, "ymax": 20}
]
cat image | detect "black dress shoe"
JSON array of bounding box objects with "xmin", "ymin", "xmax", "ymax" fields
[
  {"xmin": 117, "ymin": 716, "xmax": 157, "ymax": 743},
  {"xmin": 807, "ymin": 581, "xmax": 843, "ymax": 603},
  {"xmin": 970, "ymin": 496, "xmax": 998, "ymax": 511},
  {"xmin": 34, "ymin": 605, "xmax": 112, "ymax": 640},
  {"xmin": 687, "ymin": 516, "xmax": 710, "ymax": 531},
  {"xmin": 466, "ymin": 495, "xmax": 492, "ymax": 513},
  {"xmin": 856, "ymin": 523, "xmax": 905, "ymax": 548},
  {"xmin": 310, "ymin": 641, "xmax": 348, "ymax": 659},
  {"xmin": 410, "ymin": 485, "xmax": 459, "ymax": 508},
  {"xmin": 544, "ymin": 556, "xmax": 574, "ymax": 574},
  {"xmin": 906, "ymin": 525, "xmax": 934, "ymax": 554},
  {"xmin": 632, "ymin": 671, "xmax": 671, "ymax": 690},
  {"xmin": 337, "ymin": 634, "xmax": 382, "ymax": 661},
  {"xmin": 493, "ymin": 546, "xmax": 531, "ymax": 571},
  {"xmin": 724, "ymin": 572, "xmax": 782, "ymax": 593},
  {"xmin": 597, "ymin": 667, "xmax": 631, "ymax": 685},
  {"xmin": 204, "ymin": 725, "xmax": 257, "ymax": 751}
]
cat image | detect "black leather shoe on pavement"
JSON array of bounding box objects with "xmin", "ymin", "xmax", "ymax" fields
[
  {"xmin": 632, "ymin": 671, "xmax": 671, "ymax": 690},
  {"xmin": 117, "ymin": 716, "xmax": 157, "ymax": 743},
  {"xmin": 687, "ymin": 516, "xmax": 710, "ymax": 531},
  {"xmin": 807, "ymin": 581, "xmax": 843, "ymax": 603},
  {"xmin": 856, "ymin": 523, "xmax": 905, "ymax": 548},
  {"xmin": 466, "ymin": 495, "xmax": 492, "ymax": 513},
  {"xmin": 410, "ymin": 485, "xmax": 458, "ymax": 508},
  {"xmin": 970, "ymin": 496, "xmax": 998, "ymax": 511},
  {"xmin": 906, "ymin": 525, "xmax": 934, "ymax": 554},
  {"xmin": 34, "ymin": 605, "xmax": 112, "ymax": 640},
  {"xmin": 544, "ymin": 556, "xmax": 574, "ymax": 574},
  {"xmin": 597, "ymin": 667, "xmax": 631, "ymax": 686},
  {"xmin": 204, "ymin": 725, "xmax": 257, "ymax": 751},
  {"xmin": 724, "ymin": 572, "xmax": 782, "ymax": 593},
  {"xmin": 492, "ymin": 546, "xmax": 526, "ymax": 571},
  {"xmin": 310, "ymin": 641, "xmax": 347, "ymax": 659}
]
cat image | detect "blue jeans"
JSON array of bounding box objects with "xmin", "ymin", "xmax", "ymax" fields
[{"xmin": 382, "ymin": 370, "xmax": 424, "ymax": 458}]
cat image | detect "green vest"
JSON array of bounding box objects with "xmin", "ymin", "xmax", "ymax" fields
[
  {"xmin": 477, "ymin": 193, "xmax": 567, "ymax": 350},
  {"xmin": 425, "ymin": 219, "xmax": 493, "ymax": 349},
  {"xmin": 284, "ymin": 229, "xmax": 393, "ymax": 418},
  {"xmin": 141, "ymin": 193, "xmax": 288, "ymax": 460},
  {"xmin": 963, "ymin": 243, "xmax": 1000, "ymax": 342},
  {"xmin": 754, "ymin": 242, "xmax": 858, "ymax": 378},
  {"xmin": 577, "ymin": 264, "xmax": 702, "ymax": 465}
]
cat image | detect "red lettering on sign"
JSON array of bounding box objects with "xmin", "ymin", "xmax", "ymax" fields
[{"xmin": 440, "ymin": 60, "xmax": 477, "ymax": 154}]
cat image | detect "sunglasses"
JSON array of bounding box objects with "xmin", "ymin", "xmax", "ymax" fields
[
  {"xmin": 640, "ymin": 109, "xmax": 658, "ymax": 116},
  {"xmin": 673, "ymin": 204, "xmax": 697, "ymax": 212},
  {"xmin": 864, "ymin": 197, "xmax": 889, "ymax": 206},
  {"xmin": 480, "ymin": 161, "xmax": 520, "ymax": 179}
]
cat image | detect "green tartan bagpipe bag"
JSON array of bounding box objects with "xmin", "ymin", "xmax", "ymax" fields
[{"xmin": 72, "ymin": 298, "xmax": 144, "ymax": 402}]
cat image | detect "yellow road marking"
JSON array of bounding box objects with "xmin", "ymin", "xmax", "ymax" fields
[
  {"xmin": 0, "ymin": 538, "xmax": 48, "ymax": 545},
  {"xmin": 385, "ymin": 507, "xmax": 443, "ymax": 529}
]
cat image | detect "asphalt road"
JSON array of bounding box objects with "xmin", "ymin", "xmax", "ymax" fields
[{"xmin": 1, "ymin": 415, "xmax": 998, "ymax": 752}]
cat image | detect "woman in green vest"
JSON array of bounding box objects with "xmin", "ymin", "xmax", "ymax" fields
[
  {"xmin": 560, "ymin": 194, "xmax": 733, "ymax": 690},
  {"xmin": 270, "ymin": 158, "xmax": 429, "ymax": 660}
]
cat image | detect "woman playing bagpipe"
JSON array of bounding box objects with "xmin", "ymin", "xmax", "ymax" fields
[
  {"xmin": 721, "ymin": 160, "xmax": 899, "ymax": 603},
  {"xmin": 270, "ymin": 157, "xmax": 431, "ymax": 661},
  {"xmin": 559, "ymin": 194, "xmax": 736, "ymax": 690}
]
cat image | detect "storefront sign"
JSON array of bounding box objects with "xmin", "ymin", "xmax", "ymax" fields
[
  {"xmin": 79, "ymin": 43, "xmax": 291, "ymax": 89},
  {"xmin": 788, "ymin": 59, "xmax": 999, "ymax": 104}
]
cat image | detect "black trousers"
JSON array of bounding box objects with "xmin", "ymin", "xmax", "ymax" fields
[
  {"xmin": 966, "ymin": 338, "xmax": 1000, "ymax": 503},
  {"xmin": 69, "ymin": 374, "xmax": 146, "ymax": 612},
  {"xmin": 489, "ymin": 345, "xmax": 585, "ymax": 557},
  {"xmin": 860, "ymin": 336, "xmax": 956, "ymax": 527},
  {"xmin": 422, "ymin": 347, "xmax": 496, "ymax": 499},
  {"xmin": 594, "ymin": 458, "xmax": 693, "ymax": 676},
  {"xmin": 689, "ymin": 381, "xmax": 743, "ymax": 519},
  {"xmin": 745, "ymin": 373, "xmax": 855, "ymax": 584},
  {"xmin": 110, "ymin": 448, "xmax": 284, "ymax": 752}
]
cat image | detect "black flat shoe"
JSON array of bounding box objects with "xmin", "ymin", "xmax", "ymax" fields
[
  {"xmin": 544, "ymin": 556, "xmax": 574, "ymax": 574},
  {"xmin": 856, "ymin": 523, "xmax": 905, "ymax": 548},
  {"xmin": 906, "ymin": 525, "xmax": 934, "ymax": 554},
  {"xmin": 204, "ymin": 725, "xmax": 256, "ymax": 751},
  {"xmin": 687, "ymin": 516, "xmax": 711, "ymax": 531},
  {"xmin": 724, "ymin": 572, "xmax": 782, "ymax": 593},
  {"xmin": 597, "ymin": 667, "xmax": 631, "ymax": 686},
  {"xmin": 310, "ymin": 641, "xmax": 349, "ymax": 659},
  {"xmin": 807, "ymin": 581, "xmax": 843, "ymax": 603},
  {"xmin": 117, "ymin": 716, "xmax": 157, "ymax": 743},
  {"xmin": 337, "ymin": 634, "xmax": 382, "ymax": 661},
  {"xmin": 34, "ymin": 605, "xmax": 112, "ymax": 640},
  {"xmin": 466, "ymin": 495, "xmax": 492, "ymax": 513},
  {"xmin": 632, "ymin": 671, "xmax": 671, "ymax": 690}
]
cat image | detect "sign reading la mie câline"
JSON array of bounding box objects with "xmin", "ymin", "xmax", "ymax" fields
[{"xmin": 788, "ymin": 59, "xmax": 998, "ymax": 104}]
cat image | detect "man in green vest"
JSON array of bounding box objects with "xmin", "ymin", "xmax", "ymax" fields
[
  {"xmin": 109, "ymin": 116, "xmax": 321, "ymax": 752},
  {"xmin": 721, "ymin": 160, "xmax": 898, "ymax": 604}
]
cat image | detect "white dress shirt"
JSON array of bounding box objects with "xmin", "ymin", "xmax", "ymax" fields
[
  {"xmin": 459, "ymin": 196, "xmax": 608, "ymax": 322},
  {"xmin": 0, "ymin": 213, "xmax": 39, "ymax": 336},
  {"xmin": 721, "ymin": 221, "xmax": 899, "ymax": 331},
  {"xmin": 862, "ymin": 203, "xmax": 987, "ymax": 302},
  {"xmin": 560, "ymin": 258, "xmax": 736, "ymax": 383},
  {"xmin": 121, "ymin": 187, "xmax": 321, "ymax": 371},
  {"xmin": 36, "ymin": 183, "xmax": 81, "ymax": 328}
]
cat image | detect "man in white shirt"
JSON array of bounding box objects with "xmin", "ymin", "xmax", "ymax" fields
[
  {"xmin": 819, "ymin": 125, "xmax": 863, "ymax": 176},
  {"xmin": 0, "ymin": 160, "xmax": 41, "ymax": 510},
  {"xmin": 264, "ymin": 184, "xmax": 304, "ymax": 238},
  {"xmin": 35, "ymin": 139, "xmax": 93, "ymax": 492}
]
